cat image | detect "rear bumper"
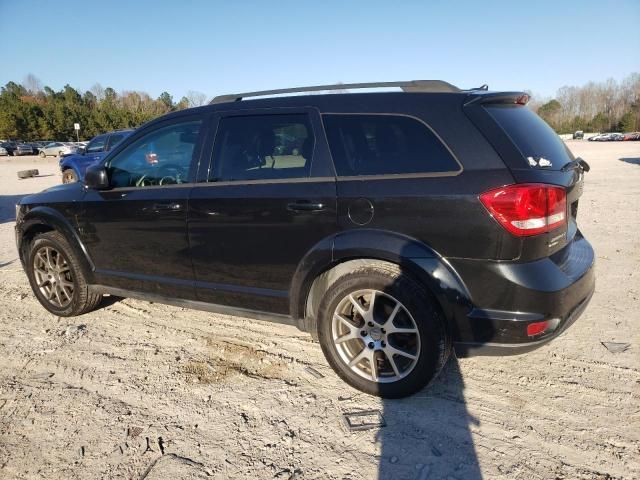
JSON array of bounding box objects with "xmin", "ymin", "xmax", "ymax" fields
[{"xmin": 450, "ymin": 232, "xmax": 595, "ymax": 357}]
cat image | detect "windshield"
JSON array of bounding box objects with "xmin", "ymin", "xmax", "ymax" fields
[{"xmin": 485, "ymin": 105, "xmax": 574, "ymax": 170}]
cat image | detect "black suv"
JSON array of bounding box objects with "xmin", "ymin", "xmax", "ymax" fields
[{"xmin": 15, "ymin": 80, "xmax": 595, "ymax": 398}]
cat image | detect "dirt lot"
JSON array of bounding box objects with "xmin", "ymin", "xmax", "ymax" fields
[{"xmin": 0, "ymin": 142, "xmax": 638, "ymax": 479}]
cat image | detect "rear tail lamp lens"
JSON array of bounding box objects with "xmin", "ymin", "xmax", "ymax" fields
[
  {"xmin": 480, "ymin": 184, "xmax": 567, "ymax": 236},
  {"xmin": 526, "ymin": 318, "xmax": 561, "ymax": 337},
  {"xmin": 527, "ymin": 320, "xmax": 550, "ymax": 336}
]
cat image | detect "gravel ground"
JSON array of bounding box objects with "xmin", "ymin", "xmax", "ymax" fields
[{"xmin": 0, "ymin": 142, "xmax": 638, "ymax": 479}]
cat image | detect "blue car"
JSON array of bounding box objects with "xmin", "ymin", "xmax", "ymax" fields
[{"xmin": 59, "ymin": 129, "xmax": 134, "ymax": 183}]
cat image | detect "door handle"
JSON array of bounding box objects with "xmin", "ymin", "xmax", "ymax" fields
[
  {"xmin": 287, "ymin": 201, "xmax": 326, "ymax": 212},
  {"xmin": 153, "ymin": 202, "xmax": 182, "ymax": 211}
]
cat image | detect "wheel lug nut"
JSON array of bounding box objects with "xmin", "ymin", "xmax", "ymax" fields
[
  {"xmin": 361, "ymin": 331, "xmax": 367, "ymax": 337},
  {"xmin": 381, "ymin": 341, "xmax": 386, "ymax": 347},
  {"xmin": 368, "ymin": 342, "xmax": 374, "ymax": 349},
  {"xmin": 368, "ymin": 322, "xmax": 374, "ymax": 327},
  {"xmin": 381, "ymin": 328, "xmax": 386, "ymax": 333}
]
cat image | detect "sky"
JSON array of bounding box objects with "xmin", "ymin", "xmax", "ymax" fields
[{"xmin": 1, "ymin": 0, "xmax": 639, "ymax": 102}]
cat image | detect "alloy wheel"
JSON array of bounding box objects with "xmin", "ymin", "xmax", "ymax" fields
[
  {"xmin": 331, "ymin": 289, "xmax": 420, "ymax": 383},
  {"xmin": 32, "ymin": 246, "xmax": 74, "ymax": 308}
]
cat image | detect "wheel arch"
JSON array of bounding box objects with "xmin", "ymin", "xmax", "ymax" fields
[
  {"xmin": 61, "ymin": 165, "xmax": 79, "ymax": 181},
  {"xmin": 290, "ymin": 229, "xmax": 473, "ymax": 338},
  {"xmin": 19, "ymin": 207, "xmax": 95, "ymax": 280}
]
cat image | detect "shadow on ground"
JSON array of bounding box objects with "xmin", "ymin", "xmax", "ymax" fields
[
  {"xmin": 378, "ymin": 356, "xmax": 481, "ymax": 479},
  {"xmin": 619, "ymin": 157, "xmax": 640, "ymax": 166}
]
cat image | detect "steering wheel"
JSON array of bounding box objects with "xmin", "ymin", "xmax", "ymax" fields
[{"xmin": 135, "ymin": 163, "xmax": 187, "ymax": 187}]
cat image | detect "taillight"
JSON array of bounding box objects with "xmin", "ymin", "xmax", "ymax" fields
[
  {"xmin": 480, "ymin": 183, "xmax": 567, "ymax": 236},
  {"xmin": 527, "ymin": 320, "xmax": 550, "ymax": 336}
]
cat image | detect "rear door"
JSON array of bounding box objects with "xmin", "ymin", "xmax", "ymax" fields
[
  {"xmin": 80, "ymin": 115, "xmax": 207, "ymax": 298},
  {"xmin": 188, "ymin": 108, "xmax": 337, "ymax": 314}
]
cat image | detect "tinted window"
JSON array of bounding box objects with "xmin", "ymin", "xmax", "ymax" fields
[
  {"xmin": 211, "ymin": 114, "xmax": 313, "ymax": 181},
  {"xmin": 323, "ymin": 114, "xmax": 459, "ymax": 177},
  {"xmin": 107, "ymin": 121, "xmax": 201, "ymax": 188},
  {"xmin": 485, "ymin": 105, "xmax": 573, "ymax": 170},
  {"xmin": 106, "ymin": 133, "xmax": 127, "ymax": 150},
  {"xmin": 86, "ymin": 136, "xmax": 106, "ymax": 153}
]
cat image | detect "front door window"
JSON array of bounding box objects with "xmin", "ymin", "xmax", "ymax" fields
[{"xmin": 107, "ymin": 121, "xmax": 201, "ymax": 188}]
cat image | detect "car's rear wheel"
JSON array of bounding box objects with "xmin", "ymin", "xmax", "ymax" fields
[
  {"xmin": 62, "ymin": 169, "xmax": 77, "ymax": 184},
  {"xmin": 317, "ymin": 262, "xmax": 450, "ymax": 398},
  {"xmin": 39, "ymin": 151, "xmax": 45, "ymax": 158},
  {"xmin": 26, "ymin": 231, "xmax": 102, "ymax": 316}
]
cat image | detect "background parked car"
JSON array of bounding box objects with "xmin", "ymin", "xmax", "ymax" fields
[
  {"xmin": 0, "ymin": 145, "xmax": 8, "ymax": 156},
  {"xmin": 31, "ymin": 141, "xmax": 47, "ymax": 152},
  {"xmin": 0, "ymin": 142, "xmax": 17, "ymax": 155},
  {"xmin": 589, "ymin": 133, "xmax": 613, "ymax": 141},
  {"xmin": 59, "ymin": 129, "xmax": 134, "ymax": 183},
  {"xmin": 623, "ymin": 132, "xmax": 640, "ymax": 141},
  {"xmin": 14, "ymin": 143, "xmax": 35, "ymax": 156},
  {"xmin": 39, "ymin": 142, "xmax": 77, "ymax": 158},
  {"xmin": 573, "ymin": 130, "xmax": 584, "ymax": 139}
]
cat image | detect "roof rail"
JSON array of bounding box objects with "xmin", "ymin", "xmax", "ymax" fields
[{"xmin": 210, "ymin": 80, "xmax": 461, "ymax": 104}]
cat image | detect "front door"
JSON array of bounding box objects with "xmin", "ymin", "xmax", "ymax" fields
[
  {"xmin": 80, "ymin": 117, "xmax": 206, "ymax": 299},
  {"xmin": 188, "ymin": 109, "xmax": 337, "ymax": 314}
]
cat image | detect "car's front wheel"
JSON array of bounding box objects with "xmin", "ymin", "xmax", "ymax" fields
[
  {"xmin": 317, "ymin": 262, "xmax": 450, "ymax": 398},
  {"xmin": 26, "ymin": 231, "xmax": 102, "ymax": 316},
  {"xmin": 62, "ymin": 169, "xmax": 78, "ymax": 184},
  {"xmin": 39, "ymin": 151, "xmax": 45, "ymax": 158}
]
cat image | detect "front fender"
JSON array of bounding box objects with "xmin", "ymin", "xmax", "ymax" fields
[
  {"xmin": 290, "ymin": 229, "xmax": 473, "ymax": 337},
  {"xmin": 18, "ymin": 206, "xmax": 95, "ymax": 278},
  {"xmin": 60, "ymin": 155, "xmax": 95, "ymax": 179}
]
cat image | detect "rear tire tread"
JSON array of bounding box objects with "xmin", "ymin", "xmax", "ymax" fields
[{"xmin": 316, "ymin": 261, "xmax": 451, "ymax": 398}]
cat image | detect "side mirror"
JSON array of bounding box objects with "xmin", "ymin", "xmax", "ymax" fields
[{"xmin": 84, "ymin": 164, "xmax": 110, "ymax": 190}]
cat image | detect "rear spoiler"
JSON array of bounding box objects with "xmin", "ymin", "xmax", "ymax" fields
[{"xmin": 464, "ymin": 92, "xmax": 530, "ymax": 107}]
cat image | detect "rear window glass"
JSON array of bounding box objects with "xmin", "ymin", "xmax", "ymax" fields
[
  {"xmin": 485, "ymin": 105, "xmax": 574, "ymax": 169},
  {"xmin": 322, "ymin": 114, "xmax": 460, "ymax": 177}
]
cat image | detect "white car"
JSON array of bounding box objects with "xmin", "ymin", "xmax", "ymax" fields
[
  {"xmin": 0, "ymin": 146, "xmax": 8, "ymax": 156},
  {"xmin": 38, "ymin": 142, "xmax": 78, "ymax": 158}
]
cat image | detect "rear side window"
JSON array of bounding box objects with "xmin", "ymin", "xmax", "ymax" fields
[
  {"xmin": 211, "ymin": 114, "xmax": 313, "ymax": 182},
  {"xmin": 484, "ymin": 105, "xmax": 574, "ymax": 170},
  {"xmin": 322, "ymin": 114, "xmax": 460, "ymax": 177}
]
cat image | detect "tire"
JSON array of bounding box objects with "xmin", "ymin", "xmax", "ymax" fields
[
  {"xmin": 25, "ymin": 231, "xmax": 102, "ymax": 317},
  {"xmin": 62, "ymin": 169, "xmax": 78, "ymax": 184},
  {"xmin": 17, "ymin": 169, "xmax": 39, "ymax": 179},
  {"xmin": 317, "ymin": 262, "xmax": 450, "ymax": 398},
  {"xmin": 39, "ymin": 151, "xmax": 46, "ymax": 158}
]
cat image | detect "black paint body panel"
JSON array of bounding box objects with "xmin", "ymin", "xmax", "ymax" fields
[{"xmin": 15, "ymin": 89, "xmax": 595, "ymax": 356}]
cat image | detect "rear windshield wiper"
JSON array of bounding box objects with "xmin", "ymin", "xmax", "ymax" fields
[{"xmin": 561, "ymin": 157, "xmax": 590, "ymax": 173}]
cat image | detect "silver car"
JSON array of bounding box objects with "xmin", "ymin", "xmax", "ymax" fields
[
  {"xmin": 39, "ymin": 142, "xmax": 77, "ymax": 158},
  {"xmin": 0, "ymin": 146, "xmax": 8, "ymax": 156}
]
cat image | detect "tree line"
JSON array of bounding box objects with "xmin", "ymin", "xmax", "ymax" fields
[
  {"xmin": 529, "ymin": 73, "xmax": 640, "ymax": 134},
  {"xmin": 1, "ymin": 73, "xmax": 639, "ymax": 141},
  {"xmin": 0, "ymin": 74, "xmax": 208, "ymax": 141}
]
